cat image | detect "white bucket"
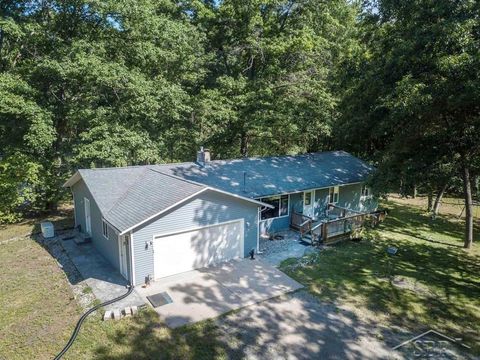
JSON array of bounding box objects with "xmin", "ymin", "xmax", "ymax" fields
[{"xmin": 40, "ymin": 222, "xmax": 55, "ymax": 238}]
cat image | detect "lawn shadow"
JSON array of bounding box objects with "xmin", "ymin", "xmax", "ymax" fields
[
  {"xmin": 92, "ymin": 292, "xmax": 398, "ymax": 359},
  {"xmin": 280, "ymin": 198, "xmax": 480, "ymax": 355}
]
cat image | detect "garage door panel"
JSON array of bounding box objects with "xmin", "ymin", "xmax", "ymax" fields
[{"xmin": 154, "ymin": 220, "xmax": 243, "ymax": 279}]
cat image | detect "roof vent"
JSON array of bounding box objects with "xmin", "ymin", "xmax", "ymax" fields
[{"xmin": 196, "ymin": 146, "xmax": 211, "ymax": 166}]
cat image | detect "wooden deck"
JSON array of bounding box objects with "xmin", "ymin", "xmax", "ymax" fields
[{"xmin": 290, "ymin": 205, "xmax": 386, "ymax": 245}]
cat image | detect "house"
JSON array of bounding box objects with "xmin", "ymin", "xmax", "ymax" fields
[{"xmin": 63, "ymin": 149, "xmax": 376, "ymax": 286}]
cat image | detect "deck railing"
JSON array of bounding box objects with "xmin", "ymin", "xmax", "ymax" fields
[
  {"xmin": 291, "ymin": 208, "xmax": 387, "ymax": 245},
  {"xmin": 290, "ymin": 212, "xmax": 313, "ymax": 237}
]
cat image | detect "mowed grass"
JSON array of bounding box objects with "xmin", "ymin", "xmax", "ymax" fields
[
  {"xmin": 0, "ymin": 204, "xmax": 74, "ymax": 242},
  {"xmin": 0, "ymin": 237, "xmax": 231, "ymax": 359},
  {"xmin": 281, "ymin": 195, "xmax": 480, "ymax": 353},
  {"xmin": 64, "ymin": 313, "xmax": 228, "ymax": 360},
  {"xmin": 0, "ymin": 238, "xmax": 79, "ymax": 359},
  {"xmin": 1, "ymin": 196, "xmax": 479, "ymax": 358}
]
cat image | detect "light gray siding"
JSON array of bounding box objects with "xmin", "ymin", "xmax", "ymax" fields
[
  {"xmin": 259, "ymin": 192, "xmax": 303, "ymax": 234},
  {"xmin": 131, "ymin": 190, "xmax": 259, "ymax": 286},
  {"xmin": 72, "ymin": 179, "xmax": 122, "ymax": 274},
  {"xmin": 257, "ymin": 183, "xmax": 377, "ymax": 235}
]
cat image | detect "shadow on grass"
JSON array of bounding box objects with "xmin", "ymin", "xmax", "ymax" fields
[
  {"xmin": 90, "ymin": 297, "xmax": 395, "ymax": 360},
  {"xmin": 281, "ymin": 199, "xmax": 480, "ymax": 355}
]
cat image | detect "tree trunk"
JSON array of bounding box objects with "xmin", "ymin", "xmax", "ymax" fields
[
  {"xmin": 240, "ymin": 131, "xmax": 249, "ymax": 157},
  {"xmin": 432, "ymin": 182, "xmax": 448, "ymax": 216},
  {"xmin": 462, "ymin": 163, "xmax": 474, "ymax": 249},
  {"xmin": 412, "ymin": 185, "xmax": 417, "ymax": 199},
  {"xmin": 427, "ymin": 191, "xmax": 433, "ymax": 212}
]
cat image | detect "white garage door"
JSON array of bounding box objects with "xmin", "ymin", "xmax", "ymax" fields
[{"xmin": 153, "ymin": 220, "xmax": 244, "ymax": 279}]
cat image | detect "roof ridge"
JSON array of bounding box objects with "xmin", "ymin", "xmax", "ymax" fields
[
  {"xmin": 154, "ymin": 150, "xmax": 345, "ymax": 167},
  {"xmin": 76, "ymin": 151, "xmax": 349, "ymax": 173},
  {"xmin": 104, "ymin": 167, "xmax": 150, "ymax": 216},
  {"xmin": 147, "ymin": 167, "xmax": 207, "ymax": 188}
]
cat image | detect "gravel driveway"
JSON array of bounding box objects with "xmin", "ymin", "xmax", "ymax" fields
[{"xmin": 215, "ymin": 291, "xmax": 402, "ymax": 360}]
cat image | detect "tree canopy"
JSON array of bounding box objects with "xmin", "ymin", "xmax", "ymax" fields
[{"xmin": 0, "ymin": 0, "xmax": 478, "ymax": 246}]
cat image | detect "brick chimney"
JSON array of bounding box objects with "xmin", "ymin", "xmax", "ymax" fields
[{"xmin": 196, "ymin": 146, "xmax": 211, "ymax": 165}]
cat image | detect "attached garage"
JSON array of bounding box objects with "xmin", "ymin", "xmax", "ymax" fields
[{"xmin": 153, "ymin": 220, "xmax": 244, "ymax": 279}]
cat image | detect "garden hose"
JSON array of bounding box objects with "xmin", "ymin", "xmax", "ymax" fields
[{"xmin": 53, "ymin": 285, "xmax": 134, "ymax": 360}]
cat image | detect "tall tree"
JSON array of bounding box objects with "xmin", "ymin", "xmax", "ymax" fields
[
  {"xmin": 193, "ymin": 0, "xmax": 358, "ymax": 158},
  {"xmin": 338, "ymin": 0, "xmax": 480, "ymax": 248},
  {"xmin": 0, "ymin": 0, "xmax": 207, "ymax": 219}
]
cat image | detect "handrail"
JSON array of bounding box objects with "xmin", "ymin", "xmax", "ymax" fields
[
  {"xmin": 300, "ymin": 219, "xmax": 311, "ymax": 227},
  {"xmin": 327, "ymin": 203, "xmax": 364, "ymax": 214},
  {"xmin": 311, "ymin": 222, "xmax": 323, "ymax": 232}
]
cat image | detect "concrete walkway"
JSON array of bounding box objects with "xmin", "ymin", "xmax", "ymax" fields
[
  {"xmin": 259, "ymin": 230, "xmax": 311, "ymax": 266},
  {"xmin": 136, "ymin": 258, "xmax": 303, "ymax": 328},
  {"xmin": 61, "ymin": 239, "xmax": 144, "ymax": 311}
]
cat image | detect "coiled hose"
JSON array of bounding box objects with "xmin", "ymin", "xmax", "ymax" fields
[{"xmin": 54, "ymin": 285, "xmax": 134, "ymax": 360}]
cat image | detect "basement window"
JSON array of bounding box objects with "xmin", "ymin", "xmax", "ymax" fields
[
  {"xmin": 102, "ymin": 220, "xmax": 109, "ymax": 239},
  {"xmin": 260, "ymin": 195, "xmax": 289, "ymax": 220}
]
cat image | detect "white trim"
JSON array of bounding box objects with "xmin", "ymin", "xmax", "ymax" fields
[
  {"xmin": 84, "ymin": 197, "xmax": 91, "ymax": 235},
  {"xmin": 152, "ymin": 219, "xmax": 245, "ymax": 280},
  {"xmin": 102, "ymin": 219, "xmax": 109, "ymax": 239},
  {"xmin": 259, "ymin": 194, "xmax": 290, "ymax": 221},
  {"xmin": 328, "ymin": 186, "xmax": 340, "ymax": 204},
  {"xmin": 152, "ymin": 218, "xmax": 244, "ymax": 239},
  {"xmin": 63, "ymin": 171, "xmax": 81, "ymax": 188},
  {"xmin": 148, "ymin": 168, "xmax": 274, "ymax": 209},
  {"xmin": 129, "ymin": 231, "xmax": 135, "ymax": 285},
  {"xmin": 118, "ymin": 234, "xmax": 128, "ymax": 279},
  {"xmin": 70, "ymin": 187, "xmax": 77, "ymax": 228},
  {"xmin": 256, "ymin": 208, "xmax": 260, "ymax": 253},
  {"xmin": 119, "ymin": 188, "xmax": 209, "ymax": 235},
  {"xmin": 117, "ymin": 233, "xmax": 122, "ymax": 277},
  {"xmin": 119, "ymin": 187, "xmax": 272, "ymax": 235},
  {"xmin": 206, "ymin": 187, "xmax": 273, "ymax": 208},
  {"xmin": 254, "ymin": 181, "xmax": 363, "ymax": 199}
]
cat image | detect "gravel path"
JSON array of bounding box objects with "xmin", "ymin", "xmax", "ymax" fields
[{"xmin": 258, "ymin": 230, "xmax": 314, "ymax": 266}]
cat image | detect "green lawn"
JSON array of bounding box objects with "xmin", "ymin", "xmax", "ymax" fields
[
  {"xmin": 0, "ymin": 238, "xmax": 79, "ymax": 359},
  {"xmin": 1, "ymin": 196, "xmax": 478, "ymax": 358},
  {"xmin": 0, "ymin": 204, "xmax": 74, "ymax": 242},
  {"xmin": 281, "ymin": 196, "xmax": 480, "ymax": 354},
  {"xmin": 0, "ymin": 237, "xmax": 230, "ymax": 359}
]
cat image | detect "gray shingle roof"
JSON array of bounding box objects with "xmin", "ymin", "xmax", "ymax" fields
[
  {"xmin": 69, "ymin": 150, "xmax": 373, "ymax": 232},
  {"xmin": 151, "ymin": 151, "xmax": 373, "ymax": 198},
  {"xmin": 104, "ymin": 169, "xmax": 205, "ymax": 232},
  {"xmin": 79, "ymin": 167, "xmax": 147, "ymax": 214}
]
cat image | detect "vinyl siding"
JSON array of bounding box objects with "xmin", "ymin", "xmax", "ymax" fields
[
  {"xmin": 72, "ymin": 179, "xmax": 121, "ymax": 273},
  {"xmin": 259, "ymin": 192, "xmax": 303, "ymax": 234},
  {"xmin": 131, "ymin": 190, "xmax": 259, "ymax": 286},
  {"xmin": 257, "ymin": 183, "xmax": 378, "ymax": 235}
]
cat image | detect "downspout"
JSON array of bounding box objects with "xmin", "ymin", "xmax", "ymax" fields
[
  {"xmin": 69, "ymin": 187, "xmax": 77, "ymax": 228},
  {"xmin": 129, "ymin": 231, "xmax": 136, "ymax": 286}
]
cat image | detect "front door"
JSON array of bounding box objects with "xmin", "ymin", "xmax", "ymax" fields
[
  {"xmin": 84, "ymin": 198, "xmax": 91, "ymax": 235},
  {"xmin": 119, "ymin": 235, "xmax": 129, "ymax": 279},
  {"xmin": 303, "ymin": 191, "xmax": 314, "ymax": 218}
]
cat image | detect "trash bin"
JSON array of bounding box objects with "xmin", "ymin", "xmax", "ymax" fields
[{"xmin": 40, "ymin": 222, "xmax": 55, "ymax": 238}]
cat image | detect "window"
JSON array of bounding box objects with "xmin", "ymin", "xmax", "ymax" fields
[
  {"xmin": 328, "ymin": 186, "xmax": 339, "ymax": 204},
  {"xmin": 361, "ymin": 185, "xmax": 371, "ymax": 198},
  {"xmin": 260, "ymin": 195, "xmax": 289, "ymax": 220},
  {"xmin": 102, "ymin": 220, "xmax": 109, "ymax": 239},
  {"xmin": 304, "ymin": 192, "xmax": 312, "ymax": 206}
]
